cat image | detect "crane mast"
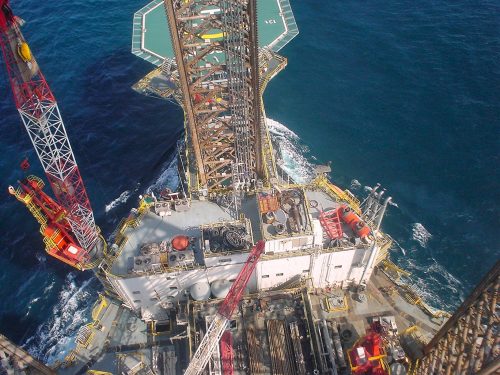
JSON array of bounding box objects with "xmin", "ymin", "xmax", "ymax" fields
[{"xmin": 0, "ymin": 1, "xmax": 101, "ymax": 265}]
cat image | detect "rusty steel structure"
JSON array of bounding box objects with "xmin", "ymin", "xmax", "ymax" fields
[
  {"xmin": 414, "ymin": 261, "xmax": 500, "ymax": 375},
  {"xmin": 164, "ymin": 0, "xmax": 262, "ymax": 192},
  {"xmin": 0, "ymin": 333, "xmax": 55, "ymax": 375}
]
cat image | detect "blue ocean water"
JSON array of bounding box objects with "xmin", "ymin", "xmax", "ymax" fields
[{"xmin": 0, "ymin": 0, "xmax": 498, "ymax": 363}]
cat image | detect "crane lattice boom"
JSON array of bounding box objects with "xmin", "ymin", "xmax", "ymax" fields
[
  {"xmin": 184, "ymin": 240, "xmax": 265, "ymax": 375},
  {"xmin": 0, "ymin": 1, "xmax": 99, "ymax": 253}
]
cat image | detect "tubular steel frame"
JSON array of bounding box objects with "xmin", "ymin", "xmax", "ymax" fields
[
  {"xmin": 164, "ymin": 0, "xmax": 262, "ymax": 192},
  {"xmin": 0, "ymin": 333, "xmax": 55, "ymax": 375},
  {"xmin": 0, "ymin": 24, "xmax": 99, "ymax": 252},
  {"xmin": 415, "ymin": 261, "xmax": 500, "ymax": 375}
]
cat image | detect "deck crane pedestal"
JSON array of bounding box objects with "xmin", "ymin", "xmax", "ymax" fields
[
  {"xmin": 184, "ymin": 240, "xmax": 265, "ymax": 375},
  {"xmin": 0, "ymin": 0, "xmax": 105, "ymax": 270}
]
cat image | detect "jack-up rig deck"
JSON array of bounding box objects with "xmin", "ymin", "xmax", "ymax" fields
[{"xmin": 0, "ymin": 1, "xmax": 498, "ymax": 374}]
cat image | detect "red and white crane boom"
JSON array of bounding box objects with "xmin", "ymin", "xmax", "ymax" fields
[
  {"xmin": 184, "ymin": 240, "xmax": 265, "ymax": 375},
  {"xmin": 0, "ymin": 1, "xmax": 100, "ymax": 257}
]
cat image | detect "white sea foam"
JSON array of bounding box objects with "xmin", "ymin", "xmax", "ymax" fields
[
  {"xmin": 350, "ymin": 179, "xmax": 361, "ymax": 190},
  {"xmin": 105, "ymin": 190, "xmax": 131, "ymax": 213},
  {"xmin": 390, "ymin": 237, "xmax": 407, "ymax": 256},
  {"xmin": 412, "ymin": 222, "xmax": 432, "ymax": 248},
  {"xmin": 427, "ymin": 260, "xmax": 463, "ymax": 293},
  {"xmin": 388, "ymin": 200, "xmax": 399, "ymax": 208},
  {"xmin": 147, "ymin": 157, "xmax": 179, "ymax": 194},
  {"xmin": 266, "ymin": 118, "xmax": 315, "ymax": 184},
  {"xmin": 29, "ymin": 297, "xmax": 41, "ymax": 304},
  {"xmin": 403, "ymin": 257, "xmax": 464, "ymax": 311},
  {"xmin": 35, "ymin": 252, "xmax": 47, "ymax": 264},
  {"xmin": 24, "ymin": 273, "xmax": 95, "ymax": 364},
  {"xmin": 43, "ymin": 281, "xmax": 55, "ymax": 296},
  {"xmin": 266, "ymin": 118, "xmax": 300, "ymax": 139}
]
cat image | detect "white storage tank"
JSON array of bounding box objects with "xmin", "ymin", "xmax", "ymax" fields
[
  {"xmin": 190, "ymin": 282, "xmax": 210, "ymax": 301},
  {"xmin": 211, "ymin": 279, "xmax": 232, "ymax": 299}
]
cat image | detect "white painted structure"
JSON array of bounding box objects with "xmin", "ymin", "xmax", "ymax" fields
[
  {"xmin": 102, "ymin": 187, "xmax": 384, "ymax": 321},
  {"xmin": 107, "ymin": 242, "xmax": 380, "ymax": 318}
]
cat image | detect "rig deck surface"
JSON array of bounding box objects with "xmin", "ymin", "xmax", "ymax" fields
[{"xmin": 59, "ymin": 271, "xmax": 444, "ymax": 374}]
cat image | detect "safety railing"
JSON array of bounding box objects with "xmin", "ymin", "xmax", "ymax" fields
[
  {"xmin": 13, "ymin": 185, "xmax": 48, "ymax": 225},
  {"xmin": 379, "ymin": 261, "xmax": 451, "ymax": 320},
  {"xmin": 258, "ymin": 50, "xmax": 287, "ymax": 185},
  {"xmin": 131, "ymin": 0, "xmax": 164, "ymax": 66},
  {"xmin": 374, "ymin": 233, "xmax": 393, "ymax": 265},
  {"xmin": 271, "ymin": 0, "xmax": 300, "ymax": 52},
  {"xmin": 379, "ymin": 258, "xmax": 410, "ymax": 279},
  {"xmin": 313, "ymin": 175, "xmax": 362, "ymax": 214},
  {"xmin": 91, "ymin": 294, "xmax": 108, "ymax": 322}
]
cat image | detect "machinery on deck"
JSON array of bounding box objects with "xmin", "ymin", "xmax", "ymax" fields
[
  {"xmin": 348, "ymin": 322, "xmax": 390, "ymax": 375},
  {"xmin": 0, "ymin": 1, "xmax": 499, "ymax": 374},
  {"xmin": 184, "ymin": 240, "xmax": 265, "ymax": 375},
  {"xmin": 0, "ymin": 0, "xmax": 103, "ymax": 269}
]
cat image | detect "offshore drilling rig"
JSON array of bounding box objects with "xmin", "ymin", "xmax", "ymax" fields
[{"xmin": 0, "ymin": 0, "xmax": 498, "ymax": 374}]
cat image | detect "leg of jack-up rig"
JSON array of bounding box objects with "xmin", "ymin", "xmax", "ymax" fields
[{"xmin": 413, "ymin": 261, "xmax": 500, "ymax": 374}]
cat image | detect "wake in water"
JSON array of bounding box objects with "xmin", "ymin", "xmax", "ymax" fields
[
  {"xmin": 398, "ymin": 255, "xmax": 465, "ymax": 312},
  {"xmin": 105, "ymin": 190, "xmax": 131, "ymax": 213},
  {"xmin": 24, "ymin": 274, "xmax": 97, "ymax": 364},
  {"xmin": 146, "ymin": 156, "xmax": 179, "ymax": 194},
  {"xmin": 412, "ymin": 222, "xmax": 432, "ymax": 248},
  {"xmin": 350, "ymin": 179, "xmax": 361, "ymax": 190},
  {"xmin": 391, "ymin": 221, "xmax": 464, "ymax": 311},
  {"xmin": 266, "ymin": 118, "xmax": 315, "ymax": 184},
  {"xmin": 104, "ymin": 158, "xmax": 179, "ymax": 215}
]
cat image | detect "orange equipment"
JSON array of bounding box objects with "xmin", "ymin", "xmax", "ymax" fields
[
  {"xmin": 9, "ymin": 176, "xmax": 90, "ymax": 269},
  {"xmin": 347, "ymin": 322, "xmax": 389, "ymax": 375},
  {"xmin": 354, "ymin": 221, "xmax": 371, "ymax": 238},
  {"xmin": 339, "ymin": 205, "xmax": 371, "ymax": 239},
  {"xmin": 341, "ymin": 205, "xmax": 358, "ymax": 225},
  {"xmin": 43, "ymin": 226, "xmax": 87, "ymax": 266},
  {"xmin": 258, "ymin": 193, "xmax": 279, "ymax": 213},
  {"xmin": 171, "ymin": 235, "xmax": 190, "ymax": 251}
]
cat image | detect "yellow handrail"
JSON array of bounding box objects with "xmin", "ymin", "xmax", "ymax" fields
[
  {"xmin": 313, "ymin": 175, "xmax": 361, "ymax": 214},
  {"xmin": 91, "ymin": 294, "xmax": 108, "ymax": 322}
]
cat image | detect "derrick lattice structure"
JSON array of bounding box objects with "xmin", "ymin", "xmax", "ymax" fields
[
  {"xmin": 0, "ymin": 333, "xmax": 55, "ymax": 375},
  {"xmin": 164, "ymin": 0, "xmax": 263, "ymax": 192},
  {"xmin": 414, "ymin": 261, "xmax": 500, "ymax": 375},
  {"xmin": 0, "ymin": 4, "xmax": 99, "ymax": 253}
]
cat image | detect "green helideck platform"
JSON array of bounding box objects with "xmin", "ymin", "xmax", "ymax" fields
[{"xmin": 132, "ymin": 0, "xmax": 298, "ymax": 66}]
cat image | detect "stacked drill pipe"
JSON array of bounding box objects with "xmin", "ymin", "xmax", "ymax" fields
[
  {"xmin": 266, "ymin": 319, "xmax": 297, "ymax": 375},
  {"xmin": 289, "ymin": 321, "xmax": 307, "ymax": 375},
  {"xmin": 246, "ymin": 327, "xmax": 263, "ymax": 374}
]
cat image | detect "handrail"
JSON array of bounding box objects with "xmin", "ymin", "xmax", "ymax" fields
[{"xmin": 313, "ymin": 175, "xmax": 362, "ymax": 214}]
